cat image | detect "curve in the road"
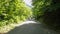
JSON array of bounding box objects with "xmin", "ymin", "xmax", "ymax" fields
[{"xmin": 7, "ymin": 21, "xmax": 60, "ymax": 34}]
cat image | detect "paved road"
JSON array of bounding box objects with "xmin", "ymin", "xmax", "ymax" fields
[{"xmin": 7, "ymin": 21, "xmax": 60, "ymax": 34}]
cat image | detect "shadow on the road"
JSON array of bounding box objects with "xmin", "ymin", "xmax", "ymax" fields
[{"xmin": 7, "ymin": 23, "xmax": 60, "ymax": 34}]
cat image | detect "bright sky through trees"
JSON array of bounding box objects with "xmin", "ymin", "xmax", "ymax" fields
[{"xmin": 24, "ymin": 0, "xmax": 32, "ymax": 6}]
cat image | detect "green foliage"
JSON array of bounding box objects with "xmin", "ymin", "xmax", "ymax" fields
[
  {"xmin": 33, "ymin": 0, "xmax": 60, "ymax": 30},
  {"xmin": 0, "ymin": 0, "xmax": 32, "ymax": 27}
]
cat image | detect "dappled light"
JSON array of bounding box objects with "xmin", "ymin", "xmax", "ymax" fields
[
  {"xmin": 0, "ymin": 0, "xmax": 60, "ymax": 34},
  {"xmin": 7, "ymin": 20, "xmax": 59, "ymax": 34}
]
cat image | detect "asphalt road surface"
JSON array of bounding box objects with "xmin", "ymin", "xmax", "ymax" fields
[{"xmin": 7, "ymin": 21, "xmax": 60, "ymax": 34}]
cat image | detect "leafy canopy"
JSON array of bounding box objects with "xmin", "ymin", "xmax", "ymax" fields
[
  {"xmin": 0, "ymin": 0, "xmax": 32, "ymax": 26},
  {"xmin": 32, "ymin": 0, "xmax": 60, "ymax": 30}
]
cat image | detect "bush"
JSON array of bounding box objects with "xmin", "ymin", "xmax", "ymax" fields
[
  {"xmin": 0, "ymin": 0, "xmax": 32, "ymax": 27},
  {"xmin": 33, "ymin": 0, "xmax": 60, "ymax": 30}
]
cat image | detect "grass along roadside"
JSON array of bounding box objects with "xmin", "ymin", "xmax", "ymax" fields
[{"xmin": 0, "ymin": 21, "xmax": 23, "ymax": 34}]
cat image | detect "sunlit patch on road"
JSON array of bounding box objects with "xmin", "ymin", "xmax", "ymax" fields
[{"xmin": 14, "ymin": 20, "xmax": 37, "ymax": 27}]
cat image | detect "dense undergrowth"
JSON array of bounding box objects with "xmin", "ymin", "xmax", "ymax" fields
[
  {"xmin": 0, "ymin": 0, "xmax": 32, "ymax": 27},
  {"xmin": 32, "ymin": 0, "xmax": 60, "ymax": 30}
]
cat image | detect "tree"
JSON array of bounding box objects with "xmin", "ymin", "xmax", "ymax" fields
[
  {"xmin": 32, "ymin": 0, "xmax": 60, "ymax": 30},
  {"xmin": 0, "ymin": 0, "xmax": 32, "ymax": 26}
]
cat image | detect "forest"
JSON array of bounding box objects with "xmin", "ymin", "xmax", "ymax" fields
[
  {"xmin": 0, "ymin": 0, "xmax": 60, "ymax": 34},
  {"xmin": 0, "ymin": 0, "xmax": 32, "ymax": 26},
  {"xmin": 32, "ymin": 0, "xmax": 60, "ymax": 30}
]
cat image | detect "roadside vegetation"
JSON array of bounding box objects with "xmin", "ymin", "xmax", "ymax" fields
[
  {"xmin": 32, "ymin": 0, "xmax": 60, "ymax": 31},
  {"xmin": 0, "ymin": 0, "xmax": 32, "ymax": 33}
]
